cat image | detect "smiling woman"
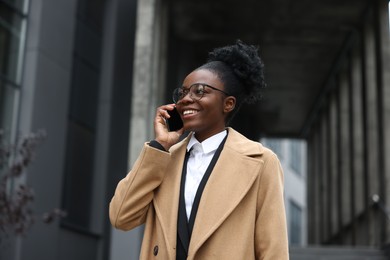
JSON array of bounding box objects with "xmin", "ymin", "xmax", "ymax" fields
[{"xmin": 110, "ymin": 40, "xmax": 289, "ymax": 260}]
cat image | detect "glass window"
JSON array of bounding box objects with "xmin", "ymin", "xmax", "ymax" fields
[
  {"xmin": 266, "ymin": 138, "xmax": 282, "ymax": 157},
  {"xmin": 0, "ymin": 80, "xmax": 19, "ymax": 139},
  {"xmin": 61, "ymin": 0, "xmax": 105, "ymax": 232},
  {"xmin": 0, "ymin": 0, "xmax": 28, "ymax": 143},
  {"xmin": 62, "ymin": 121, "xmax": 95, "ymax": 228},
  {"xmin": 0, "ymin": 0, "xmax": 27, "ymax": 84},
  {"xmin": 3, "ymin": 0, "xmax": 28, "ymax": 12},
  {"xmin": 289, "ymin": 140, "xmax": 302, "ymax": 175},
  {"xmin": 289, "ymin": 200, "xmax": 302, "ymax": 245}
]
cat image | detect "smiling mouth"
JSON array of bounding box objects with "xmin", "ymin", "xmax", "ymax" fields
[{"xmin": 183, "ymin": 109, "xmax": 198, "ymax": 116}]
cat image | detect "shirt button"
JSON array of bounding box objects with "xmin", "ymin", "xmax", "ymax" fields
[{"xmin": 153, "ymin": 245, "xmax": 159, "ymax": 256}]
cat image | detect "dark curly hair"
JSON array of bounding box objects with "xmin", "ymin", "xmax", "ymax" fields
[{"xmin": 196, "ymin": 40, "xmax": 266, "ymax": 122}]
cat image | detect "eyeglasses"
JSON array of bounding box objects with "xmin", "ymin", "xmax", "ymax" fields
[{"xmin": 172, "ymin": 83, "xmax": 231, "ymax": 104}]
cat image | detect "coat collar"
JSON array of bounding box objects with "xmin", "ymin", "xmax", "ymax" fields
[{"xmin": 153, "ymin": 128, "xmax": 265, "ymax": 258}]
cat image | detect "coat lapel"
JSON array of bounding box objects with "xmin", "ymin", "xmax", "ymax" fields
[
  {"xmin": 188, "ymin": 129, "xmax": 264, "ymax": 255},
  {"xmin": 153, "ymin": 136, "xmax": 190, "ymax": 259}
]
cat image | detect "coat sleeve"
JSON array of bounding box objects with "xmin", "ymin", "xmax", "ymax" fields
[
  {"xmin": 109, "ymin": 143, "xmax": 170, "ymax": 231},
  {"xmin": 255, "ymin": 150, "xmax": 289, "ymax": 260}
]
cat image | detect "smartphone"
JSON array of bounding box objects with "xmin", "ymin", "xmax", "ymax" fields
[{"xmin": 167, "ymin": 107, "xmax": 183, "ymax": 131}]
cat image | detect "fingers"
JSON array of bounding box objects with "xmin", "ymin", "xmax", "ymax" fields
[
  {"xmin": 158, "ymin": 108, "xmax": 169, "ymax": 120},
  {"xmin": 154, "ymin": 104, "xmax": 176, "ymax": 130},
  {"xmin": 156, "ymin": 104, "xmax": 175, "ymax": 120},
  {"xmin": 153, "ymin": 104, "xmax": 183, "ymax": 150}
]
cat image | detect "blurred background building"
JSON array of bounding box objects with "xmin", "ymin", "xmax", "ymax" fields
[
  {"xmin": 262, "ymin": 138, "xmax": 308, "ymax": 247},
  {"xmin": 1, "ymin": 0, "xmax": 390, "ymax": 259}
]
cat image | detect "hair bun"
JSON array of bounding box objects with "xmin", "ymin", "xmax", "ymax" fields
[{"xmin": 207, "ymin": 40, "xmax": 266, "ymax": 104}]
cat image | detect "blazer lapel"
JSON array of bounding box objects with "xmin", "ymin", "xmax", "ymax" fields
[
  {"xmin": 188, "ymin": 129, "xmax": 264, "ymax": 255},
  {"xmin": 177, "ymin": 150, "xmax": 191, "ymax": 256}
]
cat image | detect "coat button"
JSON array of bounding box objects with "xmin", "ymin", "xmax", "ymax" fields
[{"xmin": 153, "ymin": 245, "xmax": 159, "ymax": 256}]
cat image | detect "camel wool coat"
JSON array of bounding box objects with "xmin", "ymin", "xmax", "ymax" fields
[{"xmin": 109, "ymin": 128, "xmax": 289, "ymax": 260}]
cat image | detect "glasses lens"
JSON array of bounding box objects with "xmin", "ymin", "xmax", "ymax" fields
[
  {"xmin": 172, "ymin": 88, "xmax": 179, "ymax": 103},
  {"xmin": 172, "ymin": 84, "xmax": 206, "ymax": 103},
  {"xmin": 193, "ymin": 84, "xmax": 205, "ymax": 99},
  {"xmin": 172, "ymin": 87, "xmax": 188, "ymax": 103}
]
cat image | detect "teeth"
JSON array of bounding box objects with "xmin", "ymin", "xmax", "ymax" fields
[{"xmin": 183, "ymin": 110, "xmax": 197, "ymax": 115}]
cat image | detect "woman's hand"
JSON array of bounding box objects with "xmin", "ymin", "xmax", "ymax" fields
[{"xmin": 154, "ymin": 104, "xmax": 184, "ymax": 151}]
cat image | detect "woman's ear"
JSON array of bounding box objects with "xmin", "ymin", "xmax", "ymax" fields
[{"xmin": 224, "ymin": 96, "xmax": 236, "ymax": 113}]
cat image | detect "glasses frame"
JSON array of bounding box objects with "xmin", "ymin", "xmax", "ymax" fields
[{"xmin": 172, "ymin": 83, "xmax": 231, "ymax": 104}]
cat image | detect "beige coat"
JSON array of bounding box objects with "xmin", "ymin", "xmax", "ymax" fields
[{"xmin": 110, "ymin": 128, "xmax": 289, "ymax": 259}]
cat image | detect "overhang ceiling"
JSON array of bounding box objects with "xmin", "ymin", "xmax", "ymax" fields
[{"xmin": 167, "ymin": 0, "xmax": 370, "ymax": 140}]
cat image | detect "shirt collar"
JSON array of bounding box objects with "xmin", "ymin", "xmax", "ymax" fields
[{"xmin": 187, "ymin": 130, "xmax": 227, "ymax": 154}]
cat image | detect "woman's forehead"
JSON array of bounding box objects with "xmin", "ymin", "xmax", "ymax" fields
[{"xmin": 182, "ymin": 69, "xmax": 222, "ymax": 87}]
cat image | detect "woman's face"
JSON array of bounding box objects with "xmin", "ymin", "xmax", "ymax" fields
[{"xmin": 175, "ymin": 69, "xmax": 233, "ymax": 142}]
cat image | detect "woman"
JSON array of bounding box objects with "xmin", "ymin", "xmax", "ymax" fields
[{"xmin": 109, "ymin": 40, "xmax": 289, "ymax": 259}]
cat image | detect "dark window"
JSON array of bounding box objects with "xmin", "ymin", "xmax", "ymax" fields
[
  {"xmin": 289, "ymin": 200, "xmax": 302, "ymax": 245},
  {"xmin": 0, "ymin": 0, "xmax": 27, "ymax": 141},
  {"xmin": 61, "ymin": 0, "xmax": 105, "ymax": 231},
  {"xmin": 266, "ymin": 139, "xmax": 282, "ymax": 157},
  {"xmin": 0, "ymin": 80, "xmax": 19, "ymax": 137},
  {"xmin": 289, "ymin": 140, "xmax": 302, "ymax": 175}
]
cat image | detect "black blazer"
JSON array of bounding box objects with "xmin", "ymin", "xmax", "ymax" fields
[{"xmin": 176, "ymin": 137, "xmax": 227, "ymax": 260}]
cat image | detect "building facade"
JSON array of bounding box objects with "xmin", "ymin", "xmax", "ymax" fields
[
  {"xmin": 306, "ymin": 0, "xmax": 390, "ymax": 248},
  {"xmin": 262, "ymin": 138, "xmax": 308, "ymax": 247},
  {"xmin": 1, "ymin": 0, "xmax": 140, "ymax": 259},
  {"xmin": 1, "ymin": 0, "xmax": 390, "ymax": 259}
]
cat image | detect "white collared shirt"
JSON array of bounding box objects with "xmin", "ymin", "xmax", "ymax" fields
[{"xmin": 184, "ymin": 130, "xmax": 227, "ymax": 220}]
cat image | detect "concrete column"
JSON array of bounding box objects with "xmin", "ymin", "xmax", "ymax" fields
[
  {"xmin": 339, "ymin": 67, "xmax": 352, "ymax": 242},
  {"xmin": 325, "ymin": 105, "xmax": 333, "ymax": 241},
  {"xmin": 313, "ymin": 125, "xmax": 321, "ymax": 244},
  {"xmin": 128, "ymin": 0, "xmax": 168, "ymax": 165},
  {"xmin": 347, "ymin": 51, "xmax": 356, "ymax": 245},
  {"xmin": 307, "ymin": 124, "xmax": 321, "ymax": 244},
  {"xmin": 320, "ymin": 113, "xmax": 329, "ymax": 242},
  {"xmin": 363, "ymin": 11, "xmax": 380, "ymax": 246},
  {"xmin": 375, "ymin": 0, "xmax": 390, "ymax": 243},
  {"xmin": 350, "ymin": 39, "xmax": 366, "ymax": 245},
  {"xmin": 317, "ymin": 120, "xmax": 324, "ymax": 243},
  {"xmin": 329, "ymin": 89, "xmax": 340, "ymax": 238},
  {"xmin": 307, "ymin": 132, "xmax": 316, "ymax": 244}
]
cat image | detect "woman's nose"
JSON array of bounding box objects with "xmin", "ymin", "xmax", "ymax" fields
[{"xmin": 177, "ymin": 91, "xmax": 194, "ymax": 104}]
